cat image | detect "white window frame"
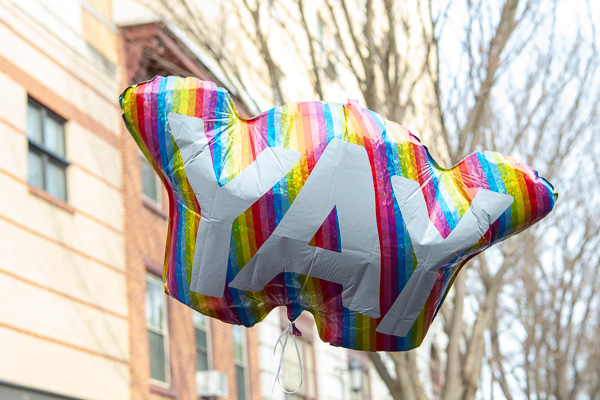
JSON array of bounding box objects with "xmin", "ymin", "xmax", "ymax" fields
[
  {"xmin": 232, "ymin": 325, "xmax": 250, "ymax": 400},
  {"xmin": 279, "ymin": 310, "xmax": 318, "ymax": 400},
  {"xmin": 282, "ymin": 336, "xmax": 317, "ymax": 400},
  {"xmin": 192, "ymin": 312, "xmax": 213, "ymax": 372},
  {"xmin": 140, "ymin": 152, "xmax": 163, "ymax": 207},
  {"xmin": 146, "ymin": 273, "xmax": 171, "ymax": 387}
]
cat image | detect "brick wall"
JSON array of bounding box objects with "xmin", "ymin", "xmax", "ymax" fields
[{"xmin": 119, "ymin": 24, "xmax": 262, "ymax": 400}]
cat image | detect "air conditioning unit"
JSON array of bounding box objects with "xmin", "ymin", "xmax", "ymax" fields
[{"xmin": 196, "ymin": 370, "xmax": 228, "ymax": 398}]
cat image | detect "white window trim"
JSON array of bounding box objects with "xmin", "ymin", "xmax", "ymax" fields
[
  {"xmin": 192, "ymin": 312, "xmax": 213, "ymax": 371},
  {"xmin": 140, "ymin": 152, "xmax": 163, "ymax": 207},
  {"xmin": 232, "ymin": 325, "xmax": 250, "ymax": 400},
  {"xmin": 146, "ymin": 273, "xmax": 171, "ymax": 387},
  {"xmin": 279, "ymin": 311, "xmax": 318, "ymax": 400}
]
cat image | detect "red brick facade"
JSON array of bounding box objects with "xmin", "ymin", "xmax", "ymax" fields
[{"xmin": 119, "ymin": 22, "xmax": 262, "ymax": 400}]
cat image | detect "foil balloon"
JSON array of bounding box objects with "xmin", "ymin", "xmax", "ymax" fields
[{"xmin": 120, "ymin": 76, "xmax": 556, "ymax": 351}]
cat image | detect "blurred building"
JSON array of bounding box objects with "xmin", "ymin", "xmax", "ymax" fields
[
  {"xmin": 116, "ymin": 12, "xmax": 390, "ymax": 400},
  {"xmin": 116, "ymin": 1, "xmax": 449, "ymax": 397},
  {"xmin": 0, "ymin": 1, "xmax": 262, "ymax": 399},
  {"xmin": 120, "ymin": 20, "xmax": 262, "ymax": 400},
  {"xmin": 0, "ymin": 0, "xmax": 444, "ymax": 399},
  {"xmin": 0, "ymin": 0, "xmax": 128, "ymax": 398}
]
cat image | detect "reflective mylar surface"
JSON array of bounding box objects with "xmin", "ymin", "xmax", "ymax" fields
[{"xmin": 120, "ymin": 76, "xmax": 556, "ymax": 351}]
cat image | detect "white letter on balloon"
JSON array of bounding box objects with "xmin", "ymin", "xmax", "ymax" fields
[
  {"xmin": 376, "ymin": 176, "xmax": 513, "ymax": 336},
  {"xmin": 229, "ymin": 138, "xmax": 382, "ymax": 318},
  {"xmin": 168, "ymin": 112, "xmax": 301, "ymax": 298}
]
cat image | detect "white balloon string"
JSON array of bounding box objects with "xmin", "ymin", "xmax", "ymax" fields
[{"xmin": 270, "ymin": 322, "xmax": 303, "ymax": 399}]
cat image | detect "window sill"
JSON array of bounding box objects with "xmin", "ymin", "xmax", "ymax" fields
[
  {"xmin": 150, "ymin": 384, "xmax": 178, "ymax": 399},
  {"xmin": 144, "ymin": 256, "xmax": 164, "ymax": 277},
  {"xmin": 143, "ymin": 197, "xmax": 168, "ymax": 219},
  {"xmin": 28, "ymin": 184, "xmax": 74, "ymax": 214}
]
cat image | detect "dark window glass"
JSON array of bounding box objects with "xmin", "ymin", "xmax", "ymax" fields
[
  {"xmin": 27, "ymin": 98, "xmax": 68, "ymax": 201},
  {"xmin": 235, "ymin": 365, "xmax": 246, "ymax": 400},
  {"xmin": 148, "ymin": 330, "xmax": 166, "ymax": 382}
]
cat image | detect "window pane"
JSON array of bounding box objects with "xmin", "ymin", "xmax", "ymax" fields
[
  {"xmin": 145, "ymin": 279, "xmax": 164, "ymax": 330},
  {"xmin": 146, "ymin": 276, "xmax": 169, "ymax": 383},
  {"xmin": 149, "ymin": 330, "xmax": 166, "ymax": 382},
  {"xmin": 28, "ymin": 150, "xmax": 43, "ymax": 188},
  {"xmin": 283, "ymin": 339, "xmax": 315, "ymax": 397},
  {"xmin": 26, "ymin": 103, "xmax": 42, "ymax": 144},
  {"xmin": 196, "ymin": 346, "xmax": 209, "ymax": 371},
  {"xmin": 232, "ymin": 325, "xmax": 244, "ymax": 362},
  {"xmin": 141, "ymin": 156, "xmax": 160, "ymax": 203},
  {"xmin": 196, "ymin": 328, "xmax": 207, "ymax": 349},
  {"xmin": 43, "ymin": 116, "xmax": 66, "ymax": 157},
  {"xmin": 46, "ymin": 160, "xmax": 66, "ymax": 201},
  {"xmin": 195, "ymin": 326, "xmax": 208, "ymax": 371},
  {"xmin": 194, "ymin": 313, "xmax": 210, "ymax": 371},
  {"xmin": 235, "ymin": 365, "xmax": 246, "ymax": 400},
  {"xmin": 283, "ymin": 347, "xmax": 303, "ymax": 394},
  {"xmin": 27, "ymin": 99, "xmax": 68, "ymax": 202},
  {"xmin": 192, "ymin": 312, "xmax": 207, "ymax": 329}
]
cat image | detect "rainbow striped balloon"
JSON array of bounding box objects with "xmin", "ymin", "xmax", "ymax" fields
[{"xmin": 120, "ymin": 76, "xmax": 556, "ymax": 351}]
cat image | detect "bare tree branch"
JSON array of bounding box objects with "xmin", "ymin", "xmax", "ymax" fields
[
  {"xmin": 142, "ymin": 1, "xmax": 600, "ymax": 399},
  {"xmin": 296, "ymin": 0, "xmax": 324, "ymax": 98},
  {"xmin": 241, "ymin": 0, "xmax": 286, "ymax": 104}
]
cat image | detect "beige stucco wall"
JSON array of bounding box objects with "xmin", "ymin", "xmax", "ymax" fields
[
  {"xmin": 82, "ymin": 8, "xmax": 119, "ymax": 64},
  {"xmin": 0, "ymin": 0, "xmax": 129, "ymax": 398},
  {"xmin": 0, "ymin": 2, "xmax": 122, "ymax": 134},
  {"xmin": 0, "ymin": 327, "xmax": 129, "ymax": 399}
]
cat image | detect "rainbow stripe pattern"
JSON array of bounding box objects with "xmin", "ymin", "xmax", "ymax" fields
[{"xmin": 120, "ymin": 76, "xmax": 556, "ymax": 351}]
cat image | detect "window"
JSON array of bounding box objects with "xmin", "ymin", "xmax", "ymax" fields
[
  {"xmin": 0, "ymin": 381, "xmax": 75, "ymax": 399},
  {"xmin": 193, "ymin": 312, "xmax": 211, "ymax": 371},
  {"xmin": 232, "ymin": 325, "xmax": 248, "ymax": 400},
  {"xmin": 140, "ymin": 154, "xmax": 162, "ymax": 205},
  {"xmin": 283, "ymin": 338, "xmax": 316, "ymax": 400},
  {"xmin": 27, "ymin": 98, "xmax": 69, "ymax": 201},
  {"xmin": 146, "ymin": 274, "xmax": 170, "ymax": 384}
]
